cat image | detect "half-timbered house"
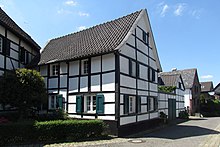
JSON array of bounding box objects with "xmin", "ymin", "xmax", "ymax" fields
[{"xmin": 39, "ymin": 9, "xmax": 162, "ymax": 135}]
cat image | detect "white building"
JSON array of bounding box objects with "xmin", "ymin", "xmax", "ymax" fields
[
  {"xmin": 39, "ymin": 9, "xmax": 162, "ymax": 136},
  {"xmin": 0, "ymin": 7, "xmax": 40, "ymax": 76}
]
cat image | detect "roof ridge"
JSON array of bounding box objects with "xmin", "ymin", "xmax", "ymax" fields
[{"xmin": 50, "ymin": 9, "xmax": 143, "ymax": 42}]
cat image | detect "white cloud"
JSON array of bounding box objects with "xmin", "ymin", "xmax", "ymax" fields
[
  {"xmin": 57, "ymin": 9, "xmax": 73, "ymax": 14},
  {"xmin": 64, "ymin": 0, "xmax": 77, "ymax": 6},
  {"xmin": 190, "ymin": 9, "xmax": 202, "ymax": 19},
  {"xmin": 78, "ymin": 12, "xmax": 90, "ymax": 17},
  {"xmin": 78, "ymin": 26, "xmax": 86, "ymax": 31},
  {"xmin": 174, "ymin": 3, "xmax": 186, "ymax": 16},
  {"xmin": 161, "ymin": 4, "xmax": 169, "ymax": 17},
  {"xmin": 201, "ymin": 75, "xmax": 213, "ymax": 79}
]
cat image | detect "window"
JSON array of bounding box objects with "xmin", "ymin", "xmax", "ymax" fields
[
  {"xmin": 129, "ymin": 60, "xmax": 136, "ymax": 77},
  {"xmin": 82, "ymin": 59, "xmax": 89, "ymax": 74},
  {"xmin": 0, "ymin": 37, "xmax": 2, "ymax": 53},
  {"xmin": 143, "ymin": 31, "xmax": 149, "ymax": 44},
  {"xmin": 179, "ymin": 82, "xmax": 182, "ymax": 89},
  {"xmin": 19, "ymin": 47, "xmax": 25, "ymax": 63},
  {"xmin": 49, "ymin": 95, "xmax": 63, "ymax": 110},
  {"xmin": 51, "ymin": 64, "xmax": 59, "ymax": 76},
  {"xmin": 49, "ymin": 95, "xmax": 56, "ymax": 109},
  {"xmin": 85, "ymin": 95, "xmax": 96, "ymax": 113},
  {"xmin": 148, "ymin": 68, "xmax": 156, "ymax": 82},
  {"xmin": 148, "ymin": 97, "xmax": 157, "ymax": 112},
  {"xmin": 124, "ymin": 95, "xmax": 136, "ymax": 114}
]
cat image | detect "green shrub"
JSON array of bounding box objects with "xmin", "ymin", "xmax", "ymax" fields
[
  {"xmin": 0, "ymin": 119, "xmax": 106, "ymax": 145},
  {"xmin": 158, "ymin": 86, "xmax": 176, "ymax": 93},
  {"xmin": 179, "ymin": 110, "xmax": 189, "ymax": 119}
]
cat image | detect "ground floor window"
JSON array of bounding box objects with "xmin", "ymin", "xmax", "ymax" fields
[
  {"xmin": 148, "ymin": 97, "xmax": 157, "ymax": 112},
  {"xmin": 85, "ymin": 95, "xmax": 96, "ymax": 113},
  {"xmin": 124, "ymin": 95, "xmax": 136, "ymax": 114},
  {"xmin": 49, "ymin": 95, "xmax": 63, "ymax": 110},
  {"xmin": 49, "ymin": 95, "xmax": 56, "ymax": 109},
  {"xmin": 129, "ymin": 96, "xmax": 136, "ymax": 113}
]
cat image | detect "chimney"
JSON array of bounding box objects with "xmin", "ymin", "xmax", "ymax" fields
[{"xmin": 171, "ymin": 68, "xmax": 177, "ymax": 72}]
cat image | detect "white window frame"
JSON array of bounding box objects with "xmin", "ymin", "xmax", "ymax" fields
[
  {"xmin": 82, "ymin": 59, "xmax": 89, "ymax": 75},
  {"xmin": 51, "ymin": 64, "xmax": 59, "ymax": 76},
  {"xmin": 84, "ymin": 95, "xmax": 96, "ymax": 113},
  {"xmin": 0, "ymin": 37, "xmax": 3, "ymax": 53},
  {"xmin": 49, "ymin": 95, "xmax": 56, "ymax": 109},
  {"xmin": 129, "ymin": 96, "xmax": 136, "ymax": 113}
]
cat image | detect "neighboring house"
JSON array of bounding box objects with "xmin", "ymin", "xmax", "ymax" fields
[
  {"xmin": 200, "ymin": 81, "xmax": 214, "ymax": 101},
  {"xmin": 39, "ymin": 9, "xmax": 162, "ymax": 135},
  {"xmin": 158, "ymin": 73, "xmax": 185, "ymax": 119},
  {"xmin": 213, "ymin": 83, "xmax": 220, "ymax": 100},
  {"xmin": 0, "ymin": 7, "xmax": 40, "ymax": 76},
  {"xmin": 0, "ymin": 8, "xmax": 40, "ymax": 110},
  {"xmin": 160, "ymin": 69, "xmax": 201, "ymax": 115}
]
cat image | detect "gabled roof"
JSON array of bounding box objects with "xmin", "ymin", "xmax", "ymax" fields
[
  {"xmin": 39, "ymin": 9, "xmax": 162, "ymax": 72},
  {"xmin": 0, "ymin": 7, "xmax": 40, "ymax": 51},
  {"xmin": 214, "ymin": 83, "xmax": 220, "ymax": 94},
  {"xmin": 160, "ymin": 68, "xmax": 198, "ymax": 89},
  {"xmin": 159, "ymin": 72, "xmax": 185, "ymax": 90},
  {"xmin": 200, "ymin": 81, "xmax": 213, "ymax": 92}
]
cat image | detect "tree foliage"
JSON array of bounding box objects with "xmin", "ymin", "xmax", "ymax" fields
[
  {"xmin": 0, "ymin": 68, "xmax": 47, "ymax": 117},
  {"xmin": 158, "ymin": 86, "xmax": 176, "ymax": 93}
]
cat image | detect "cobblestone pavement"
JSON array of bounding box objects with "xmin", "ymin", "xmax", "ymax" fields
[{"xmin": 41, "ymin": 117, "xmax": 220, "ymax": 147}]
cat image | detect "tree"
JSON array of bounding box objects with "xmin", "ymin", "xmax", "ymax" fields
[{"xmin": 0, "ymin": 68, "xmax": 47, "ymax": 118}]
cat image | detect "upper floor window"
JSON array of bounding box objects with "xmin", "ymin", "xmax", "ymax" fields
[
  {"xmin": 82, "ymin": 59, "xmax": 89, "ymax": 74},
  {"xmin": 148, "ymin": 68, "xmax": 156, "ymax": 82},
  {"xmin": 129, "ymin": 60, "xmax": 136, "ymax": 77},
  {"xmin": 51, "ymin": 64, "xmax": 59, "ymax": 76},
  {"xmin": 143, "ymin": 31, "xmax": 149, "ymax": 44},
  {"xmin": 0, "ymin": 37, "xmax": 2, "ymax": 53}
]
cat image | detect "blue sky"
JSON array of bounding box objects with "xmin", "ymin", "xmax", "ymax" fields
[{"xmin": 0, "ymin": 0, "xmax": 219, "ymax": 86}]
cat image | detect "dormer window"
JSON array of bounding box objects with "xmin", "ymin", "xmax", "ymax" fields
[
  {"xmin": 51, "ymin": 64, "xmax": 59, "ymax": 76},
  {"xmin": 0, "ymin": 37, "xmax": 2, "ymax": 53},
  {"xmin": 82, "ymin": 59, "xmax": 89, "ymax": 74}
]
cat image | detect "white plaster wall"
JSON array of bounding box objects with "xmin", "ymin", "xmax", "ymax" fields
[
  {"xmin": 10, "ymin": 49, "xmax": 19, "ymax": 60},
  {"xmin": 150, "ymin": 91, "xmax": 158, "ymax": 97},
  {"xmin": 102, "ymin": 72, "xmax": 115, "ymax": 91},
  {"xmin": 150, "ymin": 59, "xmax": 157, "ymax": 70},
  {"xmin": 150, "ymin": 83, "xmax": 157, "ymax": 91},
  {"xmin": 98, "ymin": 116, "xmax": 115, "ymax": 120},
  {"xmin": 49, "ymin": 78, "xmax": 58, "ymax": 88},
  {"xmin": 137, "ymin": 51, "xmax": 148, "ymax": 65},
  {"xmin": 69, "ymin": 77, "xmax": 78, "ymax": 93},
  {"xmin": 105, "ymin": 104, "xmax": 115, "ymax": 114},
  {"xmin": 149, "ymin": 48, "xmax": 154, "ymax": 59},
  {"xmin": 0, "ymin": 54, "xmax": 4, "ymax": 68},
  {"xmin": 120, "ymin": 116, "xmax": 136, "ymax": 126},
  {"xmin": 91, "ymin": 75, "xmax": 100, "ymax": 92},
  {"xmin": 68, "ymin": 104, "xmax": 76, "ymax": 113},
  {"xmin": 137, "ymin": 39, "xmax": 148, "ymax": 55},
  {"xmin": 69, "ymin": 60, "xmax": 79, "ymax": 76},
  {"xmin": 120, "ymin": 105, "xmax": 124, "ymax": 115},
  {"xmin": 120, "ymin": 45, "xmax": 136, "ymax": 60},
  {"xmin": 150, "ymin": 112, "xmax": 158, "ymax": 119},
  {"xmin": 120, "ymin": 56, "xmax": 129, "ymax": 74},
  {"xmin": 102, "ymin": 53, "xmax": 115, "ymax": 72},
  {"xmin": 0, "ymin": 25, "xmax": 5, "ymax": 36},
  {"xmin": 40, "ymin": 66, "xmax": 47, "ymax": 76},
  {"xmin": 138, "ymin": 90, "xmax": 148, "ymax": 95},
  {"xmin": 10, "ymin": 42, "xmax": 19, "ymax": 51},
  {"xmin": 7, "ymin": 31, "xmax": 19, "ymax": 44},
  {"xmin": 126, "ymin": 34, "xmax": 135, "ymax": 46},
  {"xmin": 68, "ymin": 95, "xmax": 76, "ymax": 103},
  {"xmin": 20, "ymin": 41, "xmax": 34, "ymax": 54},
  {"xmin": 80, "ymin": 76, "xmax": 88, "ymax": 92},
  {"xmin": 60, "ymin": 75, "xmax": 67, "ymax": 88},
  {"xmin": 120, "ymin": 75, "xmax": 136, "ymax": 88},
  {"xmin": 138, "ymin": 79, "xmax": 148, "ymax": 90},
  {"xmin": 139, "ymin": 64, "xmax": 148, "ymax": 80},
  {"xmin": 184, "ymin": 95, "xmax": 190, "ymax": 108},
  {"xmin": 138, "ymin": 114, "xmax": 149, "ymax": 122},
  {"xmin": 120, "ymin": 87, "xmax": 136, "ymax": 95},
  {"xmin": 83, "ymin": 116, "xmax": 96, "ymax": 119},
  {"xmin": 91, "ymin": 56, "xmax": 101, "ymax": 73},
  {"xmin": 104, "ymin": 93, "xmax": 115, "ymax": 102},
  {"xmin": 60, "ymin": 62, "xmax": 67, "ymax": 74},
  {"xmin": 141, "ymin": 105, "xmax": 148, "ymax": 113}
]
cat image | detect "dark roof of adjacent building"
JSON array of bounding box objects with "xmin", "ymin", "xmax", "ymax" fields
[
  {"xmin": 159, "ymin": 73, "xmax": 181, "ymax": 87},
  {"xmin": 200, "ymin": 81, "xmax": 213, "ymax": 92},
  {"xmin": 214, "ymin": 83, "xmax": 220, "ymax": 94},
  {"xmin": 39, "ymin": 10, "xmax": 143, "ymax": 65},
  {"xmin": 0, "ymin": 7, "xmax": 40, "ymax": 51},
  {"xmin": 160, "ymin": 68, "xmax": 197, "ymax": 89}
]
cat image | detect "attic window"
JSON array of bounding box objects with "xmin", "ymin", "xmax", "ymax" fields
[
  {"xmin": 0, "ymin": 37, "xmax": 2, "ymax": 52},
  {"xmin": 51, "ymin": 64, "xmax": 59, "ymax": 76},
  {"xmin": 143, "ymin": 31, "xmax": 149, "ymax": 44}
]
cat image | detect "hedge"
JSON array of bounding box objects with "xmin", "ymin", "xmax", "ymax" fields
[{"xmin": 0, "ymin": 119, "xmax": 106, "ymax": 145}]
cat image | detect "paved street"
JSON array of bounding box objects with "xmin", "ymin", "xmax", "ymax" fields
[{"xmin": 46, "ymin": 117, "xmax": 220, "ymax": 147}]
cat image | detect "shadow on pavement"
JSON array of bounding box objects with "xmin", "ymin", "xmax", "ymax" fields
[{"xmin": 140, "ymin": 125, "xmax": 219, "ymax": 139}]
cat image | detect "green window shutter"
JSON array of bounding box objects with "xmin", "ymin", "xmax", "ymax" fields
[
  {"xmin": 124, "ymin": 95, "xmax": 129, "ymax": 114},
  {"xmin": 96, "ymin": 93, "xmax": 104, "ymax": 114},
  {"xmin": 76, "ymin": 95, "xmax": 82, "ymax": 113},
  {"xmin": 56, "ymin": 94, "xmax": 63, "ymax": 109}
]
